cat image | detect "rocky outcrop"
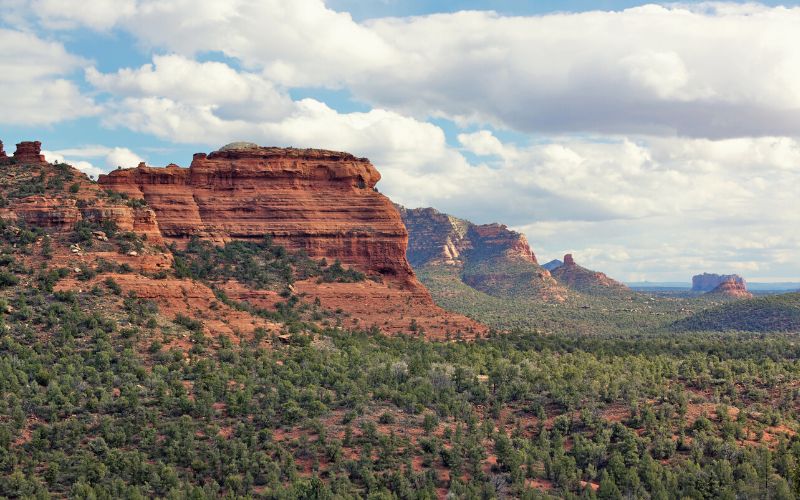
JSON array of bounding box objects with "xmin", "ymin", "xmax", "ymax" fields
[
  {"xmin": 709, "ymin": 278, "xmax": 753, "ymax": 299},
  {"xmin": 100, "ymin": 144, "xmax": 414, "ymax": 287},
  {"xmin": 398, "ymin": 205, "xmax": 538, "ymax": 267},
  {"xmin": 399, "ymin": 205, "xmax": 567, "ymax": 302},
  {"xmin": 0, "ymin": 141, "xmax": 47, "ymax": 165},
  {"xmin": 692, "ymin": 273, "xmax": 746, "ymax": 292},
  {"xmin": 550, "ymin": 254, "xmax": 630, "ymax": 296},
  {"xmin": 396, "ymin": 206, "xmax": 473, "ymax": 267},
  {"xmin": 12, "ymin": 141, "xmax": 47, "ymax": 165}
]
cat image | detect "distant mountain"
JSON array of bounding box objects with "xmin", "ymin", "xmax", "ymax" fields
[
  {"xmin": 397, "ymin": 206, "xmax": 568, "ymax": 302},
  {"xmin": 542, "ymin": 259, "xmax": 563, "ymax": 271},
  {"xmin": 549, "ymin": 254, "xmax": 631, "ymax": 296},
  {"xmin": 692, "ymin": 273, "xmax": 746, "ymax": 292},
  {"xmin": 673, "ymin": 293, "xmax": 800, "ymax": 332}
]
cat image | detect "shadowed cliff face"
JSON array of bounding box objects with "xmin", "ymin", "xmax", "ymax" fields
[
  {"xmin": 99, "ymin": 145, "xmax": 415, "ymax": 288},
  {"xmin": 398, "ymin": 205, "xmax": 568, "ymax": 302}
]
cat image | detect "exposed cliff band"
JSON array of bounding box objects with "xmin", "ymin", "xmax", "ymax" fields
[{"xmin": 99, "ymin": 143, "xmax": 416, "ymax": 288}]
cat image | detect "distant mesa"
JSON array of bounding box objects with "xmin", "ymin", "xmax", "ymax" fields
[
  {"xmin": 542, "ymin": 259, "xmax": 563, "ymax": 271},
  {"xmin": 692, "ymin": 273, "xmax": 746, "ymax": 292}
]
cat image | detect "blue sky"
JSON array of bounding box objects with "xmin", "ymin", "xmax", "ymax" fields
[{"xmin": 1, "ymin": 0, "xmax": 800, "ymax": 281}]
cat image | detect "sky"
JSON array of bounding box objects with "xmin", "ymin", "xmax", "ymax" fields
[{"xmin": 1, "ymin": 1, "xmax": 800, "ymax": 282}]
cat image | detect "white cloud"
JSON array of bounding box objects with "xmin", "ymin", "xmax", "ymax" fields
[
  {"xmin": 0, "ymin": 29, "xmax": 98, "ymax": 125},
  {"xmin": 43, "ymin": 145, "xmax": 145, "ymax": 178},
  {"xmin": 458, "ymin": 130, "xmax": 507, "ymax": 157},
  {"xmin": 31, "ymin": 0, "xmax": 136, "ymax": 30},
  {"xmin": 87, "ymin": 55, "xmax": 294, "ymax": 121},
  {"xmin": 50, "ymin": 0, "xmax": 799, "ymax": 138}
]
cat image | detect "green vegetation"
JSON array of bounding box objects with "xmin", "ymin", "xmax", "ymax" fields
[
  {"xmin": 172, "ymin": 236, "xmax": 365, "ymax": 290},
  {"xmin": 673, "ymin": 293, "xmax": 800, "ymax": 332},
  {"xmin": 3, "ymin": 280, "xmax": 800, "ymax": 498}
]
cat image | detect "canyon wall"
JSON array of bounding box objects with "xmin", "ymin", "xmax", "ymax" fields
[{"xmin": 99, "ymin": 143, "xmax": 415, "ymax": 287}]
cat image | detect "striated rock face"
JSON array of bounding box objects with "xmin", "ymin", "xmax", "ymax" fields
[
  {"xmin": 692, "ymin": 273, "xmax": 746, "ymax": 292},
  {"xmin": 12, "ymin": 141, "xmax": 47, "ymax": 165},
  {"xmin": 99, "ymin": 145, "xmax": 414, "ymax": 287},
  {"xmin": 0, "ymin": 140, "xmax": 6, "ymax": 159},
  {"xmin": 399, "ymin": 205, "xmax": 567, "ymax": 302},
  {"xmin": 398, "ymin": 205, "xmax": 538, "ymax": 267},
  {"xmin": 397, "ymin": 206, "xmax": 473, "ymax": 267},
  {"xmin": 709, "ymin": 278, "xmax": 753, "ymax": 299},
  {"xmin": 550, "ymin": 254, "xmax": 630, "ymax": 296}
]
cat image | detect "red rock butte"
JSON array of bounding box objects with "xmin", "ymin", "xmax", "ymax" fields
[
  {"xmin": 99, "ymin": 142, "xmax": 416, "ymax": 287},
  {"xmin": 0, "ymin": 140, "xmax": 48, "ymax": 165}
]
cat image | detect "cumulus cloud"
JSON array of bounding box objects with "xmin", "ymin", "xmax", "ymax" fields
[
  {"xmin": 87, "ymin": 55, "xmax": 295, "ymax": 121},
  {"xmin": 43, "ymin": 146, "xmax": 145, "ymax": 178},
  {"xmin": 32, "ymin": 0, "xmax": 796, "ymax": 138},
  {"xmin": 0, "ymin": 29, "xmax": 98, "ymax": 125}
]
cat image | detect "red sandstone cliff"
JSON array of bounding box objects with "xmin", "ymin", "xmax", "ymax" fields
[
  {"xmin": 99, "ymin": 143, "xmax": 415, "ymax": 287},
  {"xmin": 2, "ymin": 139, "xmax": 486, "ymax": 339},
  {"xmin": 709, "ymin": 278, "xmax": 753, "ymax": 299},
  {"xmin": 398, "ymin": 205, "xmax": 567, "ymax": 302}
]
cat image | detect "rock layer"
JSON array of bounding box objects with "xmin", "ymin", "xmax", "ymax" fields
[
  {"xmin": 0, "ymin": 141, "xmax": 47, "ymax": 165},
  {"xmin": 398, "ymin": 205, "xmax": 567, "ymax": 302},
  {"xmin": 100, "ymin": 146, "xmax": 414, "ymax": 287},
  {"xmin": 12, "ymin": 141, "xmax": 47, "ymax": 164},
  {"xmin": 709, "ymin": 278, "xmax": 753, "ymax": 299},
  {"xmin": 692, "ymin": 273, "xmax": 747, "ymax": 292}
]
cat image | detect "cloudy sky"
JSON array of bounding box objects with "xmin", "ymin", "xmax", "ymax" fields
[{"xmin": 1, "ymin": 0, "xmax": 799, "ymax": 282}]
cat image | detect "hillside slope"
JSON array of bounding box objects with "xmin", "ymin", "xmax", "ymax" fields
[
  {"xmin": 0, "ymin": 139, "xmax": 484, "ymax": 338},
  {"xmin": 673, "ymin": 293, "xmax": 800, "ymax": 332}
]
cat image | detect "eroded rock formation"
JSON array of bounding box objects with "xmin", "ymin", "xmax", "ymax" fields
[
  {"xmin": 692, "ymin": 273, "xmax": 746, "ymax": 292},
  {"xmin": 709, "ymin": 278, "xmax": 753, "ymax": 299},
  {"xmin": 99, "ymin": 145, "xmax": 415, "ymax": 287},
  {"xmin": 12, "ymin": 141, "xmax": 47, "ymax": 164},
  {"xmin": 94, "ymin": 142, "xmax": 485, "ymax": 337},
  {"xmin": 399, "ymin": 205, "xmax": 567, "ymax": 302}
]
